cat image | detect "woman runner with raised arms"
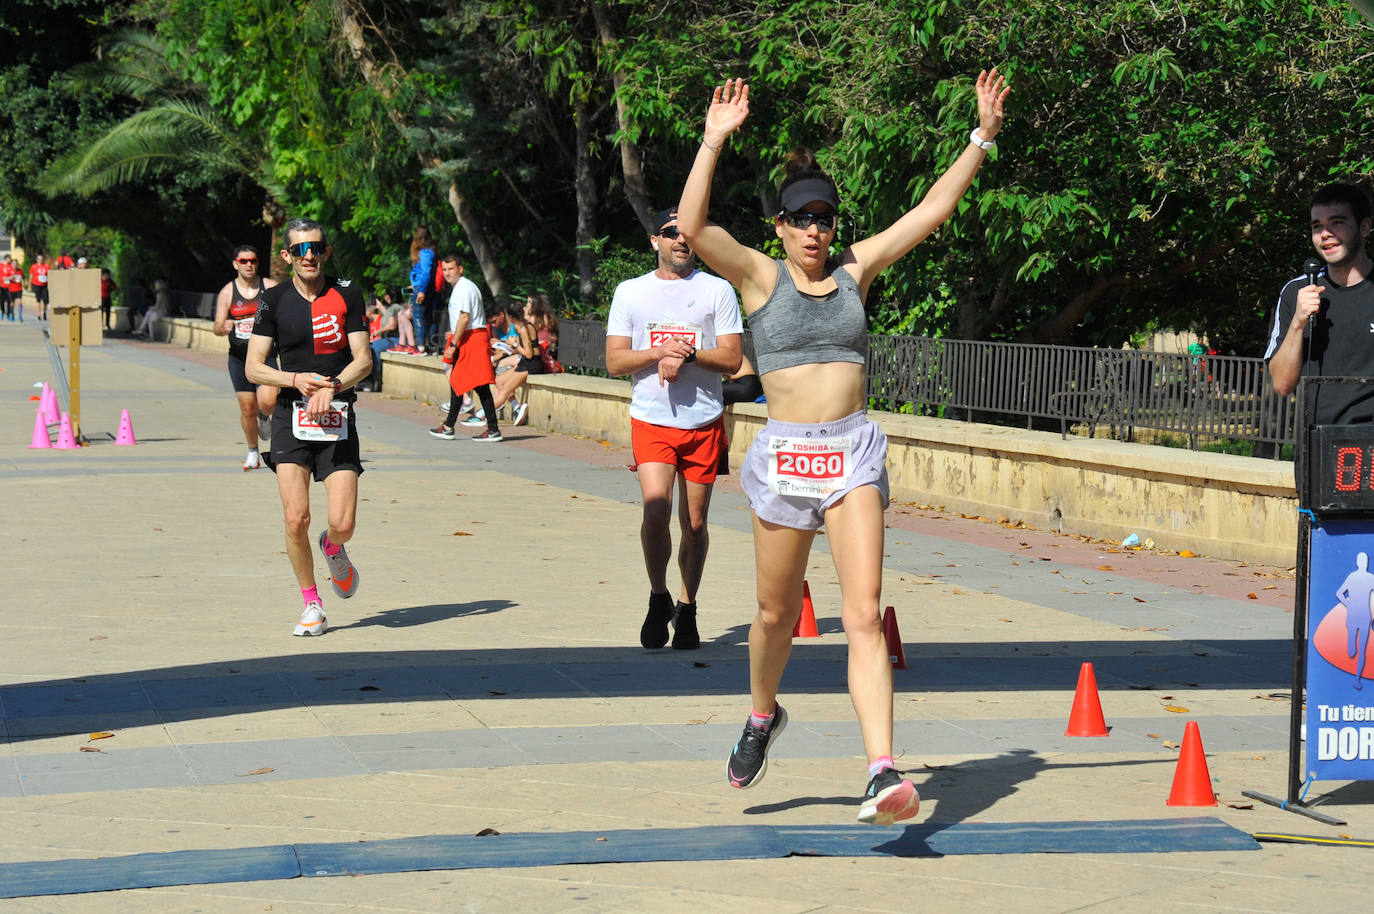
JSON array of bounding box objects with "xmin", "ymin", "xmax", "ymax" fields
[{"xmin": 676, "ymin": 68, "xmax": 1008, "ymax": 824}]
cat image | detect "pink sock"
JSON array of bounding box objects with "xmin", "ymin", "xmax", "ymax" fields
[
  {"xmin": 868, "ymin": 756, "xmax": 895, "ymax": 778},
  {"xmin": 301, "ymin": 585, "xmax": 321, "ymax": 607},
  {"xmin": 320, "ymin": 533, "xmax": 341, "ymax": 556},
  {"xmin": 748, "ymin": 708, "xmax": 775, "ymax": 728}
]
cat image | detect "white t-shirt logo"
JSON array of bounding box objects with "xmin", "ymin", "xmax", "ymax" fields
[{"xmin": 313, "ymin": 312, "xmax": 343, "ymax": 346}]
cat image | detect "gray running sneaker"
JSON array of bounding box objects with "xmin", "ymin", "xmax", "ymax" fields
[{"xmin": 318, "ymin": 530, "xmax": 359, "ymax": 599}]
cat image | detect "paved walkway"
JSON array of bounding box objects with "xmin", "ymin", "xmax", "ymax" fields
[{"xmin": 0, "ymin": 320, "xmax": 1367, "ymax": 912}]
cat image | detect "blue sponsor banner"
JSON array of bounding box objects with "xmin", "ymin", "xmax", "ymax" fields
[{"xmin": 1306, "ymin": 521, "xmax": 1374, "ymax": 780}]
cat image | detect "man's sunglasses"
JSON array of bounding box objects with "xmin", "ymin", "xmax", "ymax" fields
[
  {"xmin": 288, "ymin": 241, "xmax": 327, "ymax": 258},
  {"xmin": 235, "ymin": 257, "xmax": 257, "ymax": 265},
  {"xmin": 657, "ymin": 226, "xmax": 681, "ymax": 239},
  {"xmin": 781, "ymin": 210, "xmax": 838, "ymax": 231}
]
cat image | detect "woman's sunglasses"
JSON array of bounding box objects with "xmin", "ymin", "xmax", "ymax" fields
[
  {"xmin": 288, "ymin": 241, "xmax": 327, "ymax": 258},
  {"xmin": 781, "ymin": 210, "xmax": 838, "ymax": 231}
]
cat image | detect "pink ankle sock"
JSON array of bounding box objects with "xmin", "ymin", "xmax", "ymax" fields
[
  {"xmin": 302, "ymin": 585, "xmax": 321, "ymax": 606},
  {"xmin": 321, "ymin": 534, "xmax": 341, "ymax": 556},
  {"xmin": 868, "ymin": 756, "xmax": 895, "ymax": 778},
  {"xmin": 748, "ymin": 708, "xmax": 775, "ymax": 728}
]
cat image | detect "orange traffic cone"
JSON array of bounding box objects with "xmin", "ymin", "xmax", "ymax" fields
[
  {"xmin": 793, "ymin": 580, "xmax": 819, "ymax": 638},
  {"xmin": 54, "ymin": 413, "xmax": 78, "ymax": 449},
  {"xmin": 1064, "ymin": 661, "xmax": 1109, "ymax": 736},
  {"xmin": 882, "ymin": 606, "xmax": 907, "ymax": 669},
  {"xmin": 114, "ymin": 409, "xmax": 138, "ymax": 446},
  {"xmin": 1166, "ymin": 720, "xmax": 1218, "ymax": 806},
  {"xmin": 28, "ymin": 409, "xmax": 51, "ymax": 449}
]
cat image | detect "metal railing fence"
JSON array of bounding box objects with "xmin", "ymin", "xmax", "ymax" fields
[{"xmin": 558, "ymin": 321, "xmax": 1296, "ymax": 452}]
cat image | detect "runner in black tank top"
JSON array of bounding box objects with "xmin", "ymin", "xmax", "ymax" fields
[{"xmin": 214, "ymin": 245, "xmax": 279, "ymax": 470}]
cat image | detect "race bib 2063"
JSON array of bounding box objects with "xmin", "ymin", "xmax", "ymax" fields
[{"xmin": 292, "ymin": 400, "xmax": 350, "ymax": 441}]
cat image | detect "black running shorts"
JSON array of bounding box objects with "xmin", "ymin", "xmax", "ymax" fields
[{"xmin": 267, "ymin": 399, "xmax": 363, "ymax": 481}]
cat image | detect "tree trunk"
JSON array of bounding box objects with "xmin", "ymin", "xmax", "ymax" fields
[
  {"xmin": 262, "ymin": 196, "xmax": 288, "ymax": 282},
  {"xmin": 336, "ymin": 2, "xmax": 509, "ymax": 304},
  {"xmin": 441, "ymin": 172, "xmax": 508, "ymax": 307},
  {"xmin": 588, "ymin": 0, "xmax": 654, "ymax": 233},
  {"xmin": 573, "ymin": 97, "xmax": 598, "ymax": 302}
]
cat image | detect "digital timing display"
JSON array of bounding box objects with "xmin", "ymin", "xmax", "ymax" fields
[{"xmin": 1313, "ymin": 425, "xmax": 1374, "ymax": 515}]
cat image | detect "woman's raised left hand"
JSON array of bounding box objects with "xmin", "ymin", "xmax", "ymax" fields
[{"xmin": 975, "ymin": 68, "xmax": 1010, "ymax": 142}]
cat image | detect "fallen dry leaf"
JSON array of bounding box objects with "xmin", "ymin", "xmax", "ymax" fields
[
  {"xmin": 89, "ymin": 635, "xmax": 107, "ymax": 641},
  {"xmin": 1132, "ymin": 597, "xmax": 1148, "ymax": 603},
  {"xmin": 999, "ymin": 618, "xmax": 1013, "ymax": 623},
  {"xmin": 79, "ymin": 746, "xmax": 102, "ymax": 753},
  {"xmin": 88, "ymin": 732, "xmax": 114, "ymax": 741},
  {"xmin": 1178, "ymin": 550, "xmax": 1197, "ymax": 557},
  {"xmin": 1163, "ymin": 740, "xmax": 1180, "ymax": 749},
  {"xmin": 1146, "ymin": 733, "xmax": 1160, "ymax": 739},
  {"xmin": 1164, "ymin": 705, "xmax": 1189, "ymax": 713},
  {"xmin": 1224, "ymin": 800, "xmax": 1254, "ymax": 810},
  {"xmin": 475, "ymin": 828, "xmax": 501, "ymax": 837},
  {"xmin": 1246, "ymin": 592, "xmax": 1258, "ymax": 600},
  {"xmin": 235, "ymin": 767, "xmax": 275, "ymax": 777},
  {"xmin": 451, "ymin": 531, "xmax": 473, "ymax": 536},
  {"xmin": 1097, "ymin": 565, "xmax": 1114, "ymax": 571}
]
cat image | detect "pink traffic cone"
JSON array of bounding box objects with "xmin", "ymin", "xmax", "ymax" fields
[
  {"xmin": 114, "ymin": 409, "xmax": 138, "ymax": 446},
  {"xmin": 28, "ymin": 409, "xmax": 51, "ymax": 449},
  {"xmin": 54, "ymin": 413, "xmax": 78, "ymax": 449},
  {"xmin": 41, "ymin": 385, "xmax": 59, "ymax": 425}
]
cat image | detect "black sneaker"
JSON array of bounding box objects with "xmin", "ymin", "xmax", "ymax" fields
[
  {"xmin": 671, "ymin": 600, "xmax": 700, "ymax": 650},
  {"xmin": 857, "ymin": 767, "xmax": 920, "ymax": 825},
  {"xmin": 639, "ymin": 591, "xmax": 674, "ymax": 649},
  {"xmin": 727, "ymin": 704, "xmax": 787, "ymax": 789}
]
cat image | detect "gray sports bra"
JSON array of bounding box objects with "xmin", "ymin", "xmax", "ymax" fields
[{"xmin": 749, "ymin": 260, "xmax": 867, "ymax": 376}]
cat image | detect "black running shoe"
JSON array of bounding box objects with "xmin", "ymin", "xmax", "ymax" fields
[
  {"xmin": 857, "ymin": 767, "xmax": 920, "ymax": 825},
  {"xmin": 671, "ymin": 600, "xmax": 700, "ymax": 650},
  {"xmin": 727, "ymin": 704, "xmax": 787, "ymax": 789},
  {"xmin": 640, "ymin": 591, "xmax": 674, "ymax": 649}
]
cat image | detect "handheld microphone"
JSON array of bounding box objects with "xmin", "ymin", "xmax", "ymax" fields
[{"xmin": 1304, "ymin": 257, "xmax": 1323, "ymax": 286}]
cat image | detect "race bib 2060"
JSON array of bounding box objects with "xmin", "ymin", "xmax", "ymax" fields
[{"xmin": 766, "ymin": 434, "xmax": 853, "ymax": 498}]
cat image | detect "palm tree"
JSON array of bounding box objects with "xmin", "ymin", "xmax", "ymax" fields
[{"xmin": 40, "ymin": 30, "xmax": 289, "ymax": 276}]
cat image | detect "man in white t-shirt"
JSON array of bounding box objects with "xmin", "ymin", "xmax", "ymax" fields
[
  {"xmin": 430, "ymin": 254, "xmax": 500, "ymax": 441},
  {"xmin": 606, "ymin": 208, "xmax": 743, "ymax": 650},
  {"xmin": 445, "ymin": 257, "xmax": 483, "ymax": 337}
]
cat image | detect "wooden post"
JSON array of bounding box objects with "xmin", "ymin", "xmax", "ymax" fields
[
  {"xmin": 68, "ymin": 303, "xmax": 81, "ymax": 439},
  {"xmin": 47, "ymin": 269, "xmax": 101, "ymax": 445}
]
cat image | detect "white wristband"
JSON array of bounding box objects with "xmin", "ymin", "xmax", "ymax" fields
[{"xmin": 970, "ymin": 128, "xmax": 996, "ymax": 151}]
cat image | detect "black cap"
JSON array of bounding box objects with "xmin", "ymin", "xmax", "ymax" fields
[{"xmin": 653, "ymin": 208, "xmax": 678, "ymax": 234}]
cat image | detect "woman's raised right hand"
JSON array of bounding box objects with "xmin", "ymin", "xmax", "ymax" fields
[{"xmin": 704, "ymin": 79, "xmax": 750, "ymax": 145}]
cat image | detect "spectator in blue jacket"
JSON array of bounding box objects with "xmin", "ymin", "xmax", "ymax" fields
[{"xmin": 409, "ymin": 226, "xmax": 438, "ymax": 353}]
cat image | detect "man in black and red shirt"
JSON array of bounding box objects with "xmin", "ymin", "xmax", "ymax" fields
[
  {"xmin": 246, "ymin": 219, "xmax": 371, "ymax": 637},
  {"xmin": 214, "ymin": 245, "xmax": 279, "ymax": 471}
]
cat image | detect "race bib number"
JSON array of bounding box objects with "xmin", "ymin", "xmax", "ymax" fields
[
  {"xmin": 292, "ymin": 400, "xmax": 350, "ymax": 441},
  {"xmin": 767, "ymin": 435, "xmax": 853, "ymax": 498},
  {"xmin": 233, "ymin": 318, "xmax": 255, "ymax": 340},
  {"xmin": 646, "ymin": 320, "xmax": 702, "ymax": 350}
]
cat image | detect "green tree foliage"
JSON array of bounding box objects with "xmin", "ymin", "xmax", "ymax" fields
[
  {"xmin": 614, "ymin": 0, "xmax": 1374, "ymax": 352},
  {"xmin": 5, "ymin": 0, "xmax": 1373, "ymax": 349}
]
